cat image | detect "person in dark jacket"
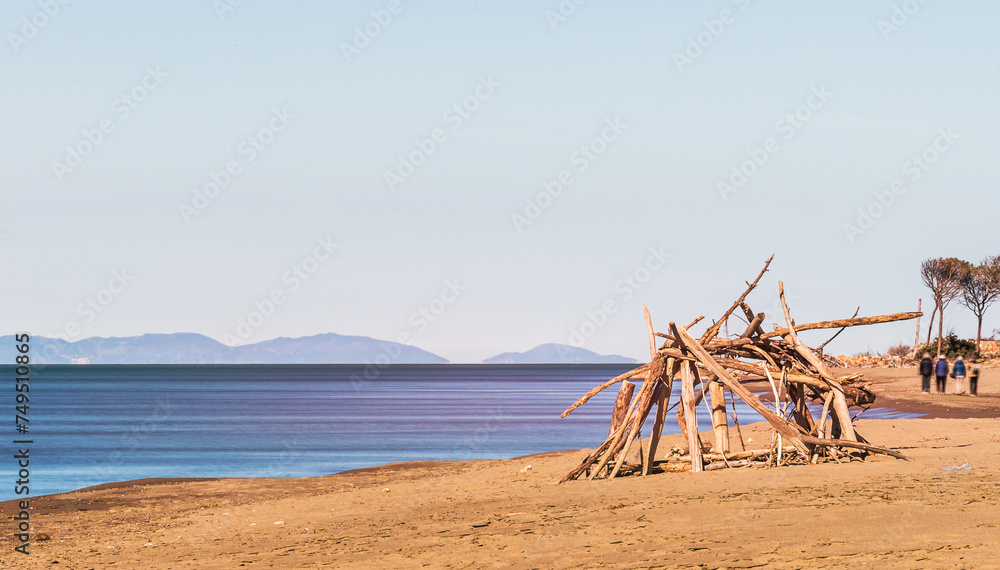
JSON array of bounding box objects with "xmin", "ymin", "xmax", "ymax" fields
[
  {"xmin": 935, "ymin": 355, "xmax": 949, "ymax": 393},
  {"xmin": 953, "ymin": 356, "xmax": 967, "ymax": 394},
  {"xmin": 919, "ymin": 353, "xmax": 933, "ymax": 394},
  {"xmin": 970, "ymin": 358, "xmax": 980, "ymax": 396}
]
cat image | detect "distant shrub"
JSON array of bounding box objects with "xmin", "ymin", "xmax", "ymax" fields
[
  {"xmin": 886, "ymin": 343, "xmax": 911, "ymax": 357},
  {"xmin": 914, "ymin": 330, "xmax": 977, "ymax": 358}
]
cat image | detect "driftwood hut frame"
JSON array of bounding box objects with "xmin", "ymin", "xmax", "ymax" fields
[{"xmin": 561, "ymin": 256, "xmax": 918, "ymax": 482}]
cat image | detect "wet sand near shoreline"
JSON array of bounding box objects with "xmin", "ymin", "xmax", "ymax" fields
[{"xmin": 2, "ymin": 366, "xmax": 999, "ymax": 569}]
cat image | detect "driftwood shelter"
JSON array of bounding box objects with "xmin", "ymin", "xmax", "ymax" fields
[{"xmin": 561, "ymin": 256, "xmax": 920, "ymax": 482}]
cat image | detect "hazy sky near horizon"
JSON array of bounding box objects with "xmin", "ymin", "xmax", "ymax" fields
[{"xmin": 2, "ymin": 1, "xmax": 998, "ymax": 362}]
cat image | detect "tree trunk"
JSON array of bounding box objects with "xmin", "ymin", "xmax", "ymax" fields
[
  {"xmin": 977, "ymin": 315, "xmax": 983, "ymax": 354},
  {"xmin": 937, "ymin": 302, "xmax": 945, "ymax": 356},
  {"xmin": 925, "ymin": 303, "xmax": 938, "ymax": 345}
]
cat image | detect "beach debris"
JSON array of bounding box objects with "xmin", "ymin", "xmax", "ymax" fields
[
  {"xmin": 560, "ymin": 255, "xmax": 918, "ymax": 482},
  {"xmin": 273, "ymin": 521, "xmax": 284, "ymax": 525},
  {"xmin": 382, "ymin": 488, "xmax": 390, "ymax": 492},
  {"xmin": 942, "ymin": 459, "xmax": 974, "ymax": 471},
  {"xmin": 519, "ymin": 465, "xmax": 533, "ymax": 473}
]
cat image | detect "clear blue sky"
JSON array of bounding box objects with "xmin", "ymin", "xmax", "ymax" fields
[{"xmin": 2, "ymin": 1, "xmax": 998, "ymax": 362}]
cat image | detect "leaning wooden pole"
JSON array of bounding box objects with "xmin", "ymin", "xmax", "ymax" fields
[
  {"xmin": 708, "ymin": 379, "xmax": 730, "ymax": 454},
  {"xmin": 608, "ymin": 381, "xmax": 635, "ymax": 436},
  {"xmin": 778, "ymin": 281, "xmax": 856, "ymax": 442},
  {"xmin": 680, "ymin": 360, "xmax": 703, "ymax": 472},
  {"xmin": 588, "ymin": 377, "xmax": 657, "ymax": 480},
  {"xmin": 700, "ymin": 254, "xmax": 774, "ymax": 344},
  {"xmin": 643, "ymin": 303, "xmax": 657, "ymax": 361},
  {"xmin": 588, "ymin": 354, "xmax": 668, "ymax": 480},
  {"xmin": 561, "ymin": 363, "xmax": 649, "ymax": 418},
  {"xmin": 608, "ymin": 377, "xmax": 661, "ymax": 479},
  {"xmin": 643, "ymin": 382, "xmax": 670, "ymax": 476}
]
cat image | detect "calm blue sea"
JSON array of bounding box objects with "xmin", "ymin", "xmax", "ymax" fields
[{"xmin": 2, "ymin": 364, "xmax": 919, "ymax": 501}]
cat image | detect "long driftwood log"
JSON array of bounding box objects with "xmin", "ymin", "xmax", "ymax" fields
[{"xmin": 709, "ymin": 312, "xmax": 923, "ymax": 349}]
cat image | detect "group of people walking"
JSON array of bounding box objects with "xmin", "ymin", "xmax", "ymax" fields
[{"xmin": 919, "ymin": 353, "xmax": 980, "ymax": 395}]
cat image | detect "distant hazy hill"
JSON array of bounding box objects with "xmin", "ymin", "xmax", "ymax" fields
[
  {"xmin": 482, "ymin": 343, "xmax": 637, "ymax": 364},
  {"xmin": 230, "ymin": 334, "xmax": 447, "ymax": 364},
  {"xmin": 0, "ymin": 333, "xmax": 447, "ymax": 365}
]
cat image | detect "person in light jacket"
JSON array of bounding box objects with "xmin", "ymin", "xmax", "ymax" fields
[
  {"xmin": 919, "ymin": 352, "xmax": 933, "ymax": 394},
  {"xmin": 935, "ymin": 355, "xmax": 949, "ymax": 394},
  {"xmin": 953, "ymin": 355, "xmax": 967, "ymax": 395}
]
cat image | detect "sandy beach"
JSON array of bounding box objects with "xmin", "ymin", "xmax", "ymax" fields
[{"xmin": 3, "ymin": 366, "xmax": 999, "ymax": 569}]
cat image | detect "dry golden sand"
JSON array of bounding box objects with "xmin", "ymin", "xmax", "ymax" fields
[{"xmin": 3, "ymin": 367, "xmax": 1000, "ymax": 569}]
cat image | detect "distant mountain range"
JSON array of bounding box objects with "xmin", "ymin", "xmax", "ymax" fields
[
  {"xmin": 481, "ymin": 343, "xmax": 637, "ymax": 364},
  {"xmin": 0, "ymin": 334, "xmax": 636, "ymax": 365},
  {"xmin": 0, "ymin": 333, "xmax": 447, "ymax": 365}
]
